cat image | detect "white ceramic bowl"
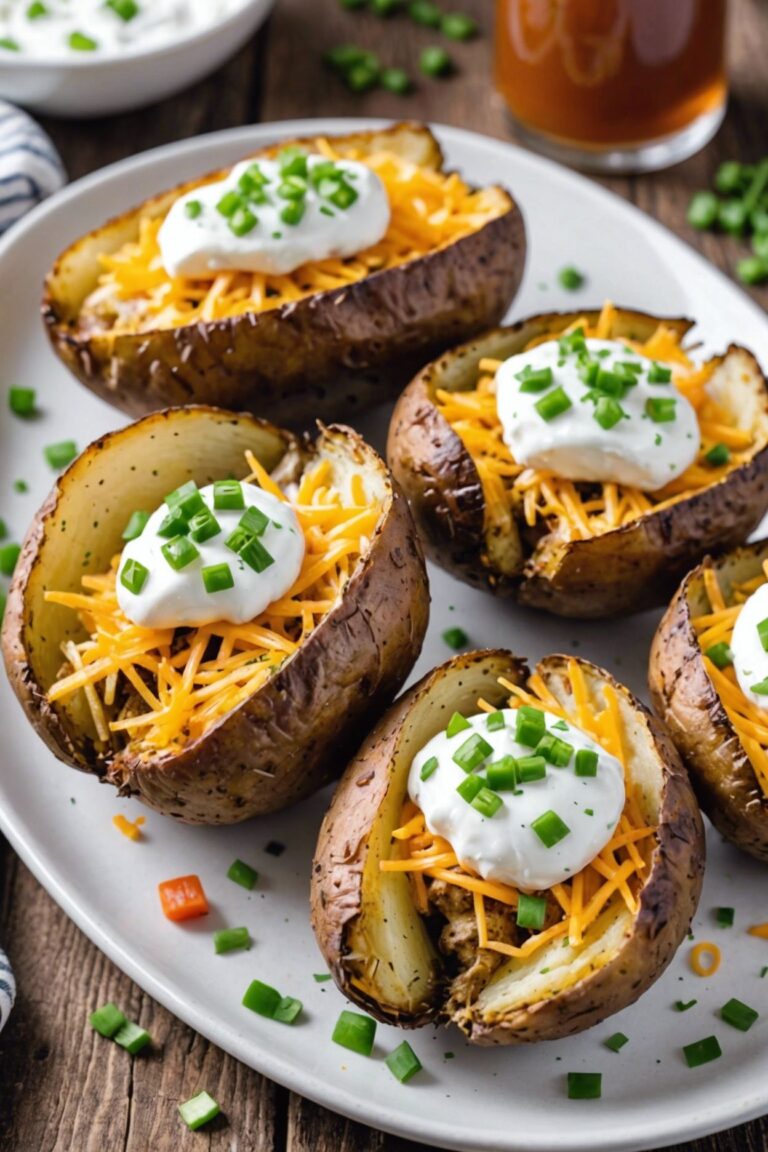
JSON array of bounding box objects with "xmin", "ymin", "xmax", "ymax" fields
[{"xmin": 0, "ymin": 0, "xmax": 275, "ymax": 118}]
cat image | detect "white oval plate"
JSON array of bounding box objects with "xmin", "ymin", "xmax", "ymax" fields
[{"xmin": 1, "ymin": 120, "xmax": 767, "ymax": 1152}]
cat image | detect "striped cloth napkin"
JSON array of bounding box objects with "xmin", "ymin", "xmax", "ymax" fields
[
  {"xmin": 0, "ymin": 948, "xmax": 15, "ymax": 1034},
  {"xmin": 0, "ymin": 99, "xmax": 65, "ymax": 235}
]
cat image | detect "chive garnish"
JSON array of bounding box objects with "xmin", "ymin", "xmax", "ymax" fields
[
  {"xmin": 90, "ymin": 1002, "xmax": 127, "ymax": 1038},
  {"xmin": 515, "ymin": 364, "xmax": 553, "ymax": 393},
  {"xmin": 456, "ymin": 773, "xmax": 484, "ymax": 804},
  {"xmin": 471, "ymin": 786, "xmax": 503, "ymax": 818},
  {"xmin": 227, "ymin": 858, "xmax": 258, "ymax": 889},
  {"xmin": 705, "ymin": 642, "xmax": 733, "ymax": 669},
  {"xmin": 0, "ymin": 543, "xmax": 21, "ymax": 576},
  {"xmin": 515, "ymin": 705, "xmax": 546, "ymax": 747},
  {"xmin": 720, "ymin": 998, "xmax": 758, "ymax": 1031},
  {"xmin": 715, "ymin": 906, "xmax": 735, "ymax": 927},
  {"xmin": 68, "ymin": 31, "xmax": 98, "ymax": 50},
  {"xmin": 202, "ymin": 563, "xmax": 234, "ymax": 593},
  {"xmin": 486, "ymin": 756, "xmax": 517, "ymax": 791},
  {"xmin": 213, "ymin": 479, "xmax": 245, "ymax": 510},
  {"xmin": 188, "ymin": 507, "xmax": 221, "ymax": 544},
  {"xmin": 531, "ymin": 810, "xmax": 570, "ymax": 848},
  {"xmin": 240, "ymin": 505, "xmax": 269, "ymax": 536},
  {"xmin": 674, "ymin": 999, "xmax": 697, "ymax": 1012},
  {"xmin": 486, "ymin": 711, "xmax": 505, "ymax": 731},
  {"xmin": 566, "ymin": 1072, "xmax": 601, "ymax": 1099},
  {"xmin": 385, "ymin": 1041, "xmax": 422, "ymax": 1083},
  {"xmin": 535, "ymin": 386, "xmax": 572, "ymax": 422},
  {"xmin": 120, "ymin": 558, "xmax": 149, "ymax": 595},
  {"xmin": 442, "ymin": 626, "xmax": 468, "ymax": 649},
  {"xmin": 517, "ymin": 893, "xmax": 547, "ymax": 930},
  {"xmin": 165, "ymin": 480, "xmax": 205, "ymax": 519},
  {"xmin": 8, "ymin": 386, "xmax": 36, "ymax": 417},
  {"xmin": 420, "ymin": 755, "xmax": 439, "ymax": 781},
  {"xmin": 185, "ymin": 199, "xmax": 202, "ymax": 219},
  {"xmin": 121, "ymin": 510, "xmax": 149, "ymax": 541},
  {"xmin": 419, "ymin": 45, "xmax": 452, "ymax": 77},
  {"xmin": 705, "ymin": 442, "xmax": 730, "ymax": 467},
  {"xmin": 645, "ymin": 397, "xmax": 677, "ymax": 423},
  {"xmin": 44, "ymin": 440, "xmax": 77, "ymax": 470},
  {"xmin": 242, "ymin": 979, "xmax": 281, "ymax": 1018},
  {"xmin": 575, "ymin": 749, "xmax": 599, "ymax": 777},
  {"xmin": 453, "ymin": 733, "xmax": 493, "ymax": 772},
  {"xmin": 446, "ymin": 711, "xmax": 471, "ymax": 738},
  {"xmin": 604, "ymin": 1032, "xmax": 629, "ymax": 1053},
  {"xmin": 213, "ymin": 926, "xmax": 251, "ymax": 954},
  {"xmin": 518, "ymin": 755, "xmax": 547, "ymax": 782},
  {"xmin": 113, "ymin": 1021, "xmax": 151, "ymax": 1054},
  {"xmin": 161, "ymin": 535, "xmax": 199, "ymax": 571},
  {"xmin": 558, "ymin": 266, "xmax": 585, "ymax": 291},
  {"xmin": 313, "ymin": 973, "xmax": 332, "ymax": 982},
  {"xmin": 332, "ymin": 1010, "xmax": 376, "ymax": 1055},
  {"xmin": 240, "ymin": 536, "xmax": 275, "ymax": 573},
  {"xmin": 647, "ymin": 362, "xmax": 672, "ymax": 384},
  {"xmin": 178, "ymin": 1092, "xmax": 220, "ymax": 1132},
  {"xmin": 274, "ymin": 996, "xmax": 303, "ymax": 1024},
  {"xmin": 683, "ymin": 1036, "xmax": 722, "ymax": 1068}
]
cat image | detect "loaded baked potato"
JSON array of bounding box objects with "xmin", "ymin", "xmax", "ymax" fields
[
  {"xmin": 2, "ymin": 406, "xmax": 429, "ymax": 823},
  {"xmin": 650, "ymin": 540, "xmax": 768, "ymax": 861},
  {"xmin": 43, "ymin": 123, "xmax": 524, "ymax": 425},
  {"xmin": 312, "ymin": 649, "xmax": 704, "ymax": 1042},
  {"xmin": 387, "ymin": 303, "xmax": 768, "ymax": 617}
]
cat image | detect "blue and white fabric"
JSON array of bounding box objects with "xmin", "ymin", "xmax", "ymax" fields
[{"xmin": 0, "ymin": 99, "xmax": 65, "ymax": 234}]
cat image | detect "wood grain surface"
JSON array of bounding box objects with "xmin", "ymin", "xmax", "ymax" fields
[{"xmin": 2, "ymin": 0, "xmax": 768, "ymax": 1149}]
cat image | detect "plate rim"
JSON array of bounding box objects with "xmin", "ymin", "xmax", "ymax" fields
[{"xmin": 1, "ymin": 115, "xmax": 767, "ymax": 1152}]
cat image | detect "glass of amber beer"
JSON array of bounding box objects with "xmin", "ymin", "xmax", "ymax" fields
[{"xmin": 495, "ymin": 0, "xmax": 728, "ymax": 172}]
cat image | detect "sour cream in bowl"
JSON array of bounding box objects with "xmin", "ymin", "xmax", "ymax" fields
[{"xmin": 0, "ymin": 0, "xmax": 274, "ymax": 117}]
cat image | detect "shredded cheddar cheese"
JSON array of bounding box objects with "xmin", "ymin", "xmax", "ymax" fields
[
  {"xmin": 113, "ymin": 814, "xmax": 146, "ymax": 841},
  {"xmin": 44, "ymin": 454, "xmax": 376, "ymax": 757},
  {"xmin": 435, "ymin": 302, "xmax": 756, "ymax": 549},
  {"xmin": 381, "ymin": 659, "xmax": 657, "ymax": 961},
  {"xmin": 691, "ymin": 560, "xmax": 768, "ymax": 797},
  {"xmin": 78, "ymin": 140, "xmax": 507, "ymax": 335}
]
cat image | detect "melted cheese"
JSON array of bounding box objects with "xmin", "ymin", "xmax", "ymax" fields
[
  {"xmin": 382, "ymin": 659, "xmax": 657, "ymax": 960},
  {"xmin": 436, "ymin": 302, "xmax": 755, "ymax": 547},
  {"xmin": 45, "ymin": 454, "xmax": 377, "ymax": 758}
]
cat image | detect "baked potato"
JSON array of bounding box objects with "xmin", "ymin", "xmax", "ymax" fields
[
  {"xmin": 2, "ymin": 406, "xmax": 430, "ymax": 824},
  {"xmin": 311, "ymin": 649, "xmax": 704, "ymax": 1043},
  {"xmin": 650, "ymin": 540, "xmax": 768, "ymax": 861},
  {"xmin": 387, "ymin": 303, "xmax": 768, "ymax": 617},
  {"xmin": 42, "ymin": 123, "xmax": 525, "ymax": 426}
]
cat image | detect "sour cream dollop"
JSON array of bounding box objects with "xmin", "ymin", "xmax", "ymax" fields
[
  {"xmin": 730, "ymin": 583, "xmax": 768, "ymax": 710},
  {"xmin": 0, "ymin": 0, "xmax": 243, "ymax": 59},
  {"xmin": 409, "ymin": 709, "xmax": 625, "ymax": 891},
  {"xmin": 158, "ymin": 155, "xmax": 390, "ymax": 279},
  {"xmin": 117, "ymin": 481, "xmax": 304, "ymax": 629},
  {"xmin": 495, "ymin": 337, "xmax": 699, "ymax": 491}
]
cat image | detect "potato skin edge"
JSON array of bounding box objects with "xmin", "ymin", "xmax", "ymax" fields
[{"xmin": 649, "ymin": 543, "xmax": 768, "ymax": 862}]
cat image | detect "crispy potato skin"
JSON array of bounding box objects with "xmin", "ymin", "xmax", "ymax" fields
[
  {"xmin": 388, "ymin": 311, "xmax": 768, "ymax": 617},
  {"xmin": 649, "ymin": 543, "xmax": 768, "ymax": 861},
  {"xmin": 43, "ymin": 124, "xmax": 526, "ymax": 426},
  {"xmin": 311, "ymin": 650, "xmax": 704, "ymax": 1043},
  {"xmin": 2, "ymin": 407, "xmax": 430, "ymax": 824}
]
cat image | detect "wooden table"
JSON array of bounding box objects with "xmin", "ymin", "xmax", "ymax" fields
[{"xmin": 2, "ymin": 1, "xmax": 767, "ymax": 1149}]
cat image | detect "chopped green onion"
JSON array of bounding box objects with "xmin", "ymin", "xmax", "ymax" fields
[
  {"xmin": 486, "ymin": 755, "xmax": 517, "ymax": 791},
  {"xmin": 106, "ymin": 0, "xmax": 140, "ymax": 19},
  {"xmin": 687, "ymin": 190, "xmax": 719, "ymax": 230},
  {"xmin": 705, "ymin": 641, "xmax": 733, "ymax": 669},
  {"xmin": 187, "ymin": 507, "xmax": 221, "ymax": 544},
  {"xmin": 242, "ymin": 979, "xmax": 282, "ymax": 1018},
  {"xmin": 277, "ymin": 177, "xmax": 308, "ymax": 202},
  {"xmin": 420, "ymin": 755, "xmax": 439, "ymax": 781},
  {"xmin": 757, "ymin": 618, "xmax": 768, "ymax": 654},
  {"xmin": 647, "ymin": 362, "xmax": 672, "ymax": 384},
  {"xmin": 705, "ymin": 442, "xmax": 730, "ymax": 467},
  {"xmin": 26, "ymin": 1, "xmax": 49, "ymax": 17},
  {"xmin": 328, "ymin": 181, "xmax": 358, "ymax": 210},
  {"xmin": 371, "ymin": 0, "xmax": 401, "ymax": 14},
  {"xmin": 214, "ymin": 926, "xmax": 251, "ymax": 954},
  {"xmin": 113, "ymin": 1021, "xmax": 151, "ymax": 1054},
  {"xmin": 456, "ymin": 773, "xmax": 484, "ymax": 804},
  {"xmin": 471, "ymin": 786, "xmax": 503, "ymax": 818},
  {"xmin": 752, "ymin": 677, "xmax": 768, "ymax": 695},
  {"xmin": 537, "ymin": 735, "xmax": 573, "ymax": 767},
  {"xmin": 567, "ymin": 1072, "xmax": 601, "ymax": 1099},
  {"xmin": 381, "ymin": 67, "xmax": 411, "ymax": 94},
  {"xmin": 165, "ymin": 480, "xmax": 205, "ymax": 519},
  {"xmin": 227, "ymin": 858, "xmax": 258, "ymax": 889},
  {"xmin": 515, "ymin": 705, "xmax": 546, "ymax": 747},
  {"xmin": 419, "ymin": 46, "xmax": 453, "ymax": 77},
  {"xmin": 714, "ymin": 161, "xmax": 745, "ymax": 195},
  {"xmin": 517, "ymin": 893, "xmax": 547, "ymax": 930},
  {"xmin": 90, "ymin": 1002, "xmax": 127, "ymax": 1038},
  {"xmin": 575, "ymin": 748, "xmax": 598, "ymax": 777},
  {"xmin": 442, "ymin": 626, "xmax": 468, "ymax": 649},
  {"xmin": 239, "ymin": 505, "xmax": 269, "ymax": 536},
  {"xmin": 229, "ymin": 206, "xmax": 258, "ymax": 237},
  {"xmin": 332, "ymin": 1009, "xmax": 377, "ymax": 1055},
  {"xmin": 0, "ymin": 37, "xmax": 20, "ymax": 50},
  {"xmin": 8, "ymin": 387, "xmax": 36, "ymax": 417},
  {"xmin": 558, "ymin": 328, "xmax": 586, "ymax": 356},
  {"xmin": 0, "ymin": 520, "xmax": 7, "ymax": 541},
  {"xmin": 323, "ymin": 44, "xmax": 374, "ymax": 72},
  {"xmin": 0, "ymin": 543, "xmax": 21, "ymax": 576},
  {"xmin": 720, "ymin": 998, "xmax": 758, "ymax": 1032},
  {"xmin": 202, "ymin": 563, "xmax": 234, "ymax": 593},
  {"xmin": 715, "ymin": 906, "xmax": 734, "ymax": 927},
  {"xmin": 240, "ymin": 536, "xmax": 275, "ymax": 573},
  {"xmin": 280, "ymin": 200, "xmax": 306, "ymax": 226},
  {"xmin": 120, "ymin": 558, "xmax": 149, "ymax": 595},
  {"xmin": 313, "ymin": 973, "xmax": 332, "ymax": 982},
  {"xmin": 408, "ymin": 0, "xmax": 441, "ymax": 26},
  {"xmin": 278, "ymin": 148, "xmax": 309, "ymax": 179},
  {"xmin": 345, "ymin": 62, "xmax": 380, "ymax": 91},
  {"xmin": 594, "ymin": 396, "xmax": 625, "ymax": 430},
  {"xmin": 13, "ymin": 480, "xmax": 28, "ymax": 493},
  {"xmin": 69, "ymin": 31, "xmax": 98, "ymax": 50},
  {"xmin": 531, "ymin": 809, "xmax": 570, "ymax": 848},
  {"xmin": 604, "ymin": 1032, "xmax": 629, "ymax": 1053},
  {"xmin": 385, "ymin": 1040, "xmax": 423, "ymax": 1083},
  {"xmin": 645, "ymin": 397, "xmax": 677, "ymax": 423},
  {"xmin": 122, "ymin": 510, "xmax": 149, "ymax": 541},
  {"xmin": 683, "ymin": 1035, "xmax": 722, "ymax": 1068},
  {"xmin": 274, "ymin": 996, "xmax": 303, "ymax": 1024},
  {"xmin": 178, "ymin": 1091, "xmax": 220, "ymax": 1131},
  {"xmin": 557, "ymin": 265, "xmax": 585, "ymax": 291},
  {"xmin": 737, "ymin": 256, "xmax": 768, "ymax": 285},
  {"xmin": 161, "ymin": 535, "xmax": 200, "ymax": 572},
  {"xmin": 157, "ymin": 509, "xmax": 189, "ymax": 538},
  {"xmin": 674, "ymin": 999, "xmax": 697, "ymax": 1012},
  {"xmin": 440, "ymin": 11, "xmax": 477, "ymax": 38},
  {"xmin": 185, "ymin": 199, "xmax": 202, "ymax": 219},
  {"xmin": 516, "ymin": 364, "xmax": 553, "ymax": 393},
  {"xmin": 453, "ymin": 732, "xmax": 493, "ymax": 772},
  {"xmin": 753, "ymin": 231, "xmax": 768, "ymax": 259},
  {"xmin": 535, "ymin": 386, "xmax": 572, "ymax": 422},
  {"xmin": 213, "ymin": 479, "xmax": 245, "ymax": 510},
  {"xmin": 446, "ymin": 711, "xmax": 470, "ymax": 738},
  {"xmin": 44, "ymin": 440, "xmax": 77, "ymax": 470},
  {"xmin": 217, "ymin": 190, "xmax": 242, "ymax": 218},
  {"xmin": 718, "ymin": 198, "xmax": 747, "ymax": 236},
  {"xmin": 486, "ymin": 711, "xmax": 505, "ymax": 731},
  {"xmin": 518, "ymin": 755, "xmax": 546, "ymax": 782}
]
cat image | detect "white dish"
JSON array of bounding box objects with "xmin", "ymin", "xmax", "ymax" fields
[
  {"xmin": 1, "ymin": 119, "xmax": 768, "ymax": 1152},
  {"xmin": 0, "ymin": 0, "xmax": 274, "ymax": 117}
]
